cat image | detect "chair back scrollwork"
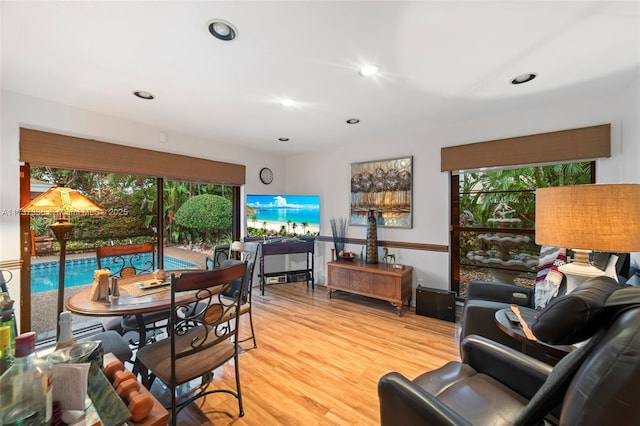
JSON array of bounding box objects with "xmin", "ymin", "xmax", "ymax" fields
[
  {"xmin": 96, "ymin": 243, "xmax": 156, "ymax": 278},
  {"xmin": 170, "ymin": 263, "xmax": 246, "ymax": 359}
]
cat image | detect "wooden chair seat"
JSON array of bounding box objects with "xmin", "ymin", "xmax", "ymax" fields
[
  {"xmin": 136, "ymin": 325, "xmax": 235, "ymax": 385},
  {"xmin": 220, "ymin": 298, "xmax": 250, "ymax": 321}
]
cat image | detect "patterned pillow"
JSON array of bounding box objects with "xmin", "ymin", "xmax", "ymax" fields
[{"xmin": 534, "ymin": 246, "xmax": 566, "ymax": 309}]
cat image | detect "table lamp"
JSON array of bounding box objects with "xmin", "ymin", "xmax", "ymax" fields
[
  {"xmin": 535, "ymin": 183, "xmax": 640, "ymax": 292},
  {"xmin": 21, "ymin": 186, "xmax": 103, "ymax": 337}
]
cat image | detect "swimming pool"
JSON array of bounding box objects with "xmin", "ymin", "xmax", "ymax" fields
[{"xmin": 31, "ymin": 255, "xmax": 197, "ymax": 294}]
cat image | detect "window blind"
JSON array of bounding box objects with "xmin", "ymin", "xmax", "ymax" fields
[
  {"xmin": 19, "ymin": 128, "xmax": 245, "ymax": 185},
  {"xmin": 441, "ymin": 124, "xmax": 610, "ymax": 172}
]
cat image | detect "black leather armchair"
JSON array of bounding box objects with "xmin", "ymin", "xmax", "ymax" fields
[
  {"xmin": 460, "ymin": 253, "xmax": 631, "ymax": 362},
  {"xmin": 379, "ymin": 278, "xmax": 640, "ymax": 426},
  {"xmin": 460, "ymin": 280, "xmax": 546, "ymax": 361},
  {"xmin": 379, "ymin": 335, "xmax": 552, "ymax": 426}
]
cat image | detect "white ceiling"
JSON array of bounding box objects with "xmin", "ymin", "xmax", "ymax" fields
[{"xmin": 2, "ymin": 1, "xmax": 639, "ymax": 155}]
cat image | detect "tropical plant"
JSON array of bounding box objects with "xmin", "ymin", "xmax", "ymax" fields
[
  {"xmin": 164, "ymin": 180, "xmax": 191, "ymax": 243},
  {"xmin": 173, "ymin": 194, "xmax": 232, "ymax": 242},
  {"xmin": 29, "ymin": 216, "xmax": 52, "ymax": 236},
  {"xmin": 30, "ymin": 167, "xmax": 96, "ymax": 193},
  {"xmin": 29, "ymin": 167, "xmax": 237, "ymax": 256},
  {"xmin": 455, "ymin": 161, "xmax": 593, "ymax": 295},
  {"xmin": 458, "ymin": 162, "xmax": 592, "ymax": 230}
]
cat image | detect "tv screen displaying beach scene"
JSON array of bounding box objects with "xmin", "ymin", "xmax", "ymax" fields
[{"xmin": 246, "ymin": 194, "xmax": 320, "ymax": 237}]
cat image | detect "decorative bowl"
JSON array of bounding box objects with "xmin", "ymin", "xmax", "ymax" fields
[{"xmin": 338, "ymin": 255, "xmax": 358, "ymax": 262}]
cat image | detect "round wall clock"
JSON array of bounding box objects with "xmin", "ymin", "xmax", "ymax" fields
[{"xmin": 259, "ymin": 167, "xmax": 273, "ymax": 184}]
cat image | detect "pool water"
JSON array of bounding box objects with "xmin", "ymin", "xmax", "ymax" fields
[{"xmin": 31, "ymin": 255, "xmax": 197, "ymax": 294}]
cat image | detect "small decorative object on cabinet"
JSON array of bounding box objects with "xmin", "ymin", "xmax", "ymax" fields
[
  {"xmin": 330, "ymin": 217, "xmax": 347, "ymax": 258},
  {"xmin": 366, "ymin": 209, "xmax": 379, "ymax": 264}
]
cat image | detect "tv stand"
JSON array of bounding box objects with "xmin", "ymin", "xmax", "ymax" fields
[{"xmin": 258, "ymin": 240, "xmax": 315, "ymax": 295}]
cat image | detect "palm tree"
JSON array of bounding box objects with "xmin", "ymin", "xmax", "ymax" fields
[
  {"xmin": 301, "ymin": 221, "xmax": 308, "ymax": 235},
  {"xmin": 292, "ymin": 222, "xmax": 298, "ymax": 235}
]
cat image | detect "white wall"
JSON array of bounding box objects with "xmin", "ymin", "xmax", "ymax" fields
[
  {"xmin": 286, "ymin": 73, "xmax": 640, "ymax": 295},
  {"xmin": 0, "ymin": 90, "xmax": 286, "ymax": 326}
]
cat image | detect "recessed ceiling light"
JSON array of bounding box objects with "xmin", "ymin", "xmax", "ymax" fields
[
  {"xmin": 133, "ymin": 90, "xmax": 155, "ymax": 100},
  {"xmin": 346, "ymin": 118, "xmax": 360, "ymax": 124},
  {"xmin": 278, "ymin": 137, "xmax": 290, "ymax": 142},
  {"xmin": 208, "ymin": 19, "xmax": 237, "ymax": 41},
  {"xmin": 511, "ymin": 73, "xmax": 537, "ymax": 85},
  {"xmin": 280, "ymin": 99, "xmax": 295, "ymax": 107},
  {"xmin": 359, "ymin": 65, "xmax": 378, "ymax": 77}
]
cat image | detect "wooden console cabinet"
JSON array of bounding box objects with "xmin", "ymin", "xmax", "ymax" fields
[{"xmin": 327, "ymin": 260, "xmax": 413, "ymax": 316}]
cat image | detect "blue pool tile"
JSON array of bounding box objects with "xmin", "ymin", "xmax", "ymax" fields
[{"xmin": 31, "ymin": 255, "xmax": 195, "ymax": 294}]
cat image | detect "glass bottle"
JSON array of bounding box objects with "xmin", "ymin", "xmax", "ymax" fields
[
  {"xmin": 0, "ymin": 332, "xmax": 52, "ymax": 426},
  {"xmin": 0, "ymin": 315, "xmax": 15, "ymax": 357},
  {"xmin": 0, "ymin": 293, "xmax": 15, "ymax": 356},
  {"xmin": 55, "ymin": 312, "xmax": 75, "ymax": 350},
  {"xmin": 0, "ymin": 326, "xmax": 12, "ymax": 376}
]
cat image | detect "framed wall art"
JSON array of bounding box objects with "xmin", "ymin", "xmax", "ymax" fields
[{"xmin": 350, "ymin": 156, "xmax": 413, "ymax": 228}]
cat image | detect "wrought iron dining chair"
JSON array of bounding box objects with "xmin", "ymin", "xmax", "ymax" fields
[
  {"xmin": 96, "ymin": 243, "xmax": 170, "ymax": 346},
  {"xmin": 205, "ymin": 242, "xmax": 230, "ymax": 270},
  {"xmin": 135, "ymin": 263, "xmax": 247, "ymax": 424},
  {"xmin": 220, "ymin": 241, "xmax": 259, "ymax": 349}
]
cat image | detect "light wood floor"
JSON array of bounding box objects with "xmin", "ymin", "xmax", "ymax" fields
[{"xmin": 177, "ymin": 282, "xmax": 461, "ymax": 425}]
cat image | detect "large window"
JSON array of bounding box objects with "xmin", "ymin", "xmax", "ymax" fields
[
  {"xmin": 450, "ymin": 162, "xmax": 595, "ymax": 297},
  {"xmin": 18, "ymin": 128, "xmax": 245, "ymax": 338},
  {"xmin": 26, "ymin": 166, "xmax": 237, "ymax": 341}
]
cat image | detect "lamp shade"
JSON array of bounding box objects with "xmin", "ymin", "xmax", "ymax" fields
[
  {"xmin": 21, "ymin": 186, "xmax": 103, "ymax": 216},
  {"xmin": 535, "ymin": 184, "xmax": 640, "ymax": 253}
]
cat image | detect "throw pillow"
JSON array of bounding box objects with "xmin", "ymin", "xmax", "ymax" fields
[{"xmin": 534, "ymin": 246, "xmax": 566, "ymax": 310}]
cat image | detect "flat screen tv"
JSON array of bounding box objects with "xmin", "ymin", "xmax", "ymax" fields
[{"xmin": 246, "ymin": 194, "xmax": 320, "ymax": 237}]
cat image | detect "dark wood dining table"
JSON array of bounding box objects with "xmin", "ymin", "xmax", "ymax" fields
[
  {"xmin": 66, "ymin": 269, "xmax": 206, "ymax": 388},
  {"xmin": 65, "ymin": 269, "xmax": 202, "ymax": 349}
]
